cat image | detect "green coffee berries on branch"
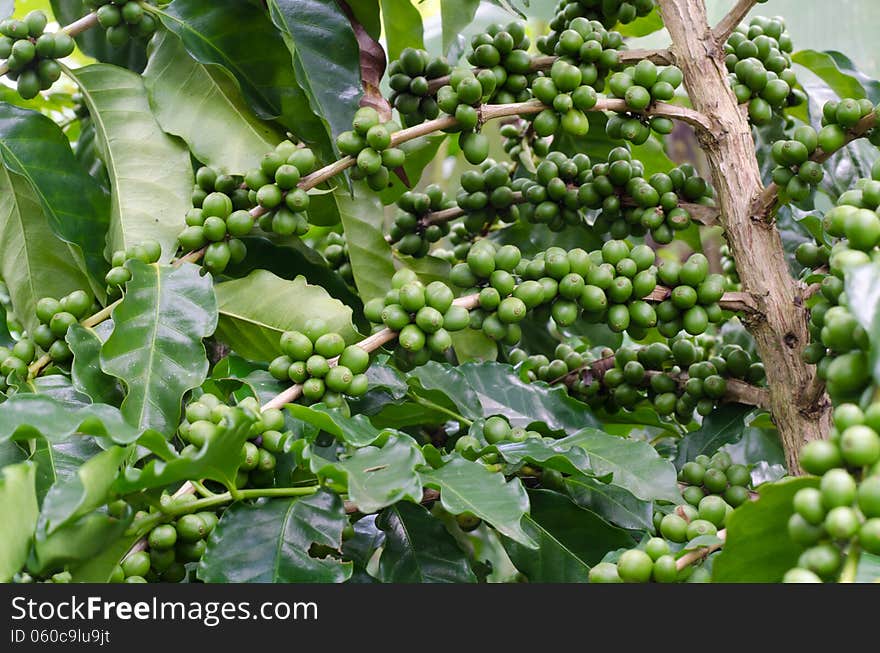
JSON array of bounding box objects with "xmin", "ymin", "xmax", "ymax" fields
[
  {"xmin": 0, "ymin": 11, "xmax": 73, "ymax": 99},
  {"xmin": 88, "ymin": 0, "xmax": 157, "ymax": 47}
]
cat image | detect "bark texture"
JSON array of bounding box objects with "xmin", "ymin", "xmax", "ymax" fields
[{"xmin": 658, "ymin": 0, "xmax": 830, "ymax": 471}]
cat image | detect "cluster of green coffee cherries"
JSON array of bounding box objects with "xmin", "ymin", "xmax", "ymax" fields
[
  {"xmin": 437, "ymin": 70, "xmax": 494, "ymax": 165},
  {"xmin": 87, "ymin": 0, "xmax": 158, "ymax": 47},
  {"xmin": 590, "ymin": 451, "xmax": 751, "ymax": 583},
  {"xmin": 500, "ymin": 119, "xmax": 552, "ymax": 168},
  {"xmin": 817, "ymin": 97, "xmax": 880, "ymax": 150},
  {"xmin": 784, "ymin": 403, "xmax": 880, "ymax": 582},
  {"xmin": 724, "ymin": 16, "xmax": 804, "ymax": 125},
  {"xmin": 0, "ymin": 11, "xmax": 74, "ymax": 99},
  {"xmin": 113, "ymin": 495, "xmax": 219, "ymax": 583},
  {"xmin": 267, "ymin": 322, "xmax": 370, "ymax": 407},
  {"xmin": 388, "ymin": 47, "xmax": 450, "ymax": 127},
  {"xmin": 451, "ymin": 161, "xmax": 521, "ymax": 242},
  {"xmin": 388, "ymin": 185, "xmax": 455, "ymax": 257},
  {"xmin": 178, "ymin": 395, "xmax": 287, "ymax": 489},
  {"xmin": 538, "ymin": 18, "xmax": 626, "ymax": 95},
  {"xmin": 246, "ymin": 141, "xmax": 318, "ymax": 232},
  {"xmin": 105, "ymin": 239, "xmax": 162, "ymax": 294},
  {"xmin": 8, "ymin": 289, "xmax": 97, "ymax": 380},
  {"xmin": 771, "ymin": 126, "xmax": 825, "ymax": 202},
  {"xmin": 530, "ymin": 59, "xmax": 599, "ymax": 139},
  {"xmin": 541, "ymin": 0, "xmax": 655, "ymax": 40},
  {"xmin": 336, "ymin": 107, "xmax": 404, "ymax": 191},
  {"xmin": 316, "ymin": 232, "xmax": 354, "ymax": 287},
  {"xmin": 719, "ymin": 244, "xmax": 741, "ymax": 291},
  {"xmin": 605, "ymin": 61, "xmax": 683, "ymax": 143},
  {"xmin": 519, "ymin": 335, "xmax": 763, "ymax": 419},
  {"xmin": 364, "ymin": 269, "xmax": 469, "ymax": 363},
  {"xmin": 465, "ymin": 21, "xmax": 533, "ymax": 105},
  {"xmin": 577, "ymin": 149, "xmax": 714, "ymax": 242},
  {"xmin": 454, "ymin": 415, "xmax": 546, "ymax": 463},
  {"xmin": 518, "ymin": 151, "xmax": 592, "ymax": 231}
]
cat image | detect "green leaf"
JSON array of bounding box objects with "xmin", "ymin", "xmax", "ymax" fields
[
  {"xmin": 395, "ymin": 253, "xmax": 450, "ymax": 287},
  {"xmin": 617, "ymin": 7, "xmax": 664, "ymax": 37},
  {"xmin": 215, "ymin": 270, "xmax": 357, "ymax": 362},
  {"xmin": 29, "ymin": 510, "xmax": 129, "ymax": 576},
  {"xmin": 198, "ymin": 490, "xmax": 352, "ymax": 583},
  {"xmin": 268, "ymin": 0, "xmax": 362, "ymax": 150},
  {"xmin": 316, "ymin": 434, "xmax": 424, "ymax": 513},
  {"xmin": 143, "ymin": 30, "xmax": 283, "ymax": 174},
  {"xmin": 69, "ymin": 532, "xmax": 141, "ymax": 583},
  {"xmin": 456, "ymin": 361, "xmax": 600, "ymax": 432},
  {"xmin": 569, "ymin": 428, "xmax": 681, "ymax": 503},
  {"xmin": 327, "ymin": 182, "xmax": 394, "ymax": 303},
  {"xmin": 50, "ymin": 0, "xmax": 148, "ymax": 72},
  {"xmin": 440, "ymin": 0, "xmax": 480, "ymax": 56},
  {"xmin": 115, "ymin": 407, "xmax": 256, "ymax": 494},
  {"xmin": 845, "ymin": 263, "xmax": 880, "ymax": 384},
  {"xmin": 451, "ymin": 329, "xmax": 498, "ymax": 363},
  {"xmin": 30, "ymin": 436, "xmax": 104, "ymax": 505},
  {"xmin": 376, "ymin": 502, "xmax": 477, "ymax": 582},
  {"xmin": 286, "ymin": 404, "xmax": 383, "ymax": 447},
  {"xmin": 565, "ymin": 474, "xmax": 654, "ymax": 531},
  {"xmin": 379, "ymin": 0, "xmax": 424, "ymax": 62},
  {"xmin": 0, "ymin": 104, "xmax": 109, "ymax": 303},
  {"xmin": 156, "ymin": 0, "xmax": 333, "ymax": 161},
  {"xmin": 66, "ymin": 324, "xmax": 122, "ymax": 406},
  {"xmin": 674, "ymin": 403, "xmax": 754, "ymax": 469},
  {"xmin": 0, "ymin": 461, "xmax": 38, "ymax": 582},
  {"xmin": 0, "ymin": 395, "xmax": 143, "ymax": 446},
  {"xmin": 502, "ymin": 489, "xmax": 634, "ymax": 582},
  {"xmin": 712, "ymin": 477, "xmax": 819, "ymax": 582},
  {"xmin": 0, "ymin": 166, "xmax": 93, "ymax": 333},
  {"xmin": 36, "ymin": 446, "xmax": 126, "ymax": 536},
  {"xmin": 793, "ymin": 50, "xmax": 880, "ymax": 103},
  {"xmin": 100, "ymin": 261, "xmax": 217, "ymax": 435},
  {"xmin": 420, "ymin": 455, "xmax": 535, "ymax": 548},
  {"xmin": 65, "ymin": 64, "xmax": 194, "ymax": 260}
]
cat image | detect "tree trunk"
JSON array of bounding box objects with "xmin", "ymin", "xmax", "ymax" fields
[{"xmin": 657, "ymin": 0, "xmax": 830, "ymax": 471}]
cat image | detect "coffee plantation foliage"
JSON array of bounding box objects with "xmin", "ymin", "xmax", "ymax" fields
[{"xmin": 1, "ymin": 0, "xmax": 879, "ymax": 585}]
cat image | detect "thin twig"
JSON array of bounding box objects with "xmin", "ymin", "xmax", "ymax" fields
[
  {"xmin": 675, "ymin": 529, "xmax": 726, "ymax": 571},
  {"xmin": 711, "ymin": 0, "xmax": 759, "ymax": 43}
]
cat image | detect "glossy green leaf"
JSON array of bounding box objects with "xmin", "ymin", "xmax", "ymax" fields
[
  {"xmin": 379, "ymin": 0, "xmax": 424, "ymax": 62},
  {"xmin": 199, "ymin": 490, "xmax": 352, "ymax": 583},
  {"xmin": 572, "ymin": 428, "xmax": 681, "ymax": 503},
  {"xmin": 321, "ymin": 183, "xmax": 394, "ymax": 303},
  {"xmin": 376, "ymin": 502, "xmax": 476, "ymax": 582},
  {"xmin": 0, "ymin": 395, "xmax": 143, "ymax": 446},
  {"xmin": 100, "ymin": 261, "xmax": 217, "ymax": 435},
  {"xmin": 69, "ymin": 532, "xmax": 140, "ymax": 583},
  {"xmin": 51, "ymin": 0, "xmax": 148, "ymax": 72},
  {"xmin": 618, "ymin": 7, "xmax": 664, "ymax": 37},
  {"xmin": 29, "ymin": 510, "xmax": 129, "ymax": 576},
  {"xmin": 457, "ymin": 361, "xmax": 600, "ymax": 432},
  {"xmin": 143, "ymin": 30, "xmax": 283, "ymax": 175},
  {"xmin": 36, "ymin": 446, "xmax": 126, "ymax": 536},
  {"xmin": 441, "ymin": 0, "xmax": 480, "ymax": 56},
  {"xmin": 215, "ymin": 270, "xmax": 357, "ymax": 362},
  {"xmin": 0, "ymin": 166, "xmax": 93, "ymax": 333},
  {"xmin": 268, "ymin": 0, "xmax": 362, "ymax": 151},
  {"xmin": 66, "ymin": 324, "xmax": 122, "ymax": 406},
  {"xmin": 712, "ymin": 477, "xmax": 819, "ymax": 582},
  {"xmin": 286, "ymin": 404, "xmax": 383, "ymax": 447},
  {"xmin": 30, "ymin": 436, "xmax": 104, "ymax": 506},
  {"xmin": 0, "ymin": 461, "xmax": 38, "ymax": 582},
  {"xmin": 845, "ymin": 263, "xmax": 880, "ymax": 384},
  {"xmin": 0, "ymin": 104, "xmax": 109, "ymax": 303},
  {"xmin": 502, "ymin": 490, "xmax": 633, "ymax": 582},
  {"xmin": 115, "ymin": 407, "xmax": 256, "ymax": 494},
  {"xmin": 565, "ymin": 474, "xmax": 654, "ymax": 531},
  {"xmin": 674, "ymin": 403, "xmax": 754, "ymax": 469},
  {"xmin": 156, "ymin": 0, "xmax": 333, "ymax": 160},
  {"xmin": 793, "ymin": 50, "xmax": 880, "ymax": 103},
  {"xmin": 420, "ymin": 455, "xmax": 535, "ymax": 547},
  {"xmin": 316, "ymin": 434, "xmax": 424, "ymax": 513},
  {"xmin": 66, "ymin": 64, "xmax": 194, "ymax": 260},
  {"xmin": 451, "ymin": 329, "xmax": 499, "ymax": 363}
]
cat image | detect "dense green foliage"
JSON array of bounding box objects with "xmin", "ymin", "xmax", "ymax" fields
[{"xmin": 1, "ymin": 0, "xmax": 879, "ymax": 585}]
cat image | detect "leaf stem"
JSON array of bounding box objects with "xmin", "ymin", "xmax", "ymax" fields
[
  {"xmin": 839, "ymin": 543, "xmax": 861, "ymax": 583},
  {"xmin": 406, "ymin": 392, "xmax": 474, "ymax": 427}
]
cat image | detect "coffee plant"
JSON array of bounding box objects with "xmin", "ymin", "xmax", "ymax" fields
[{"xmin": 1, "ymin": 0, "xmax": 880, "ymax": 585}]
